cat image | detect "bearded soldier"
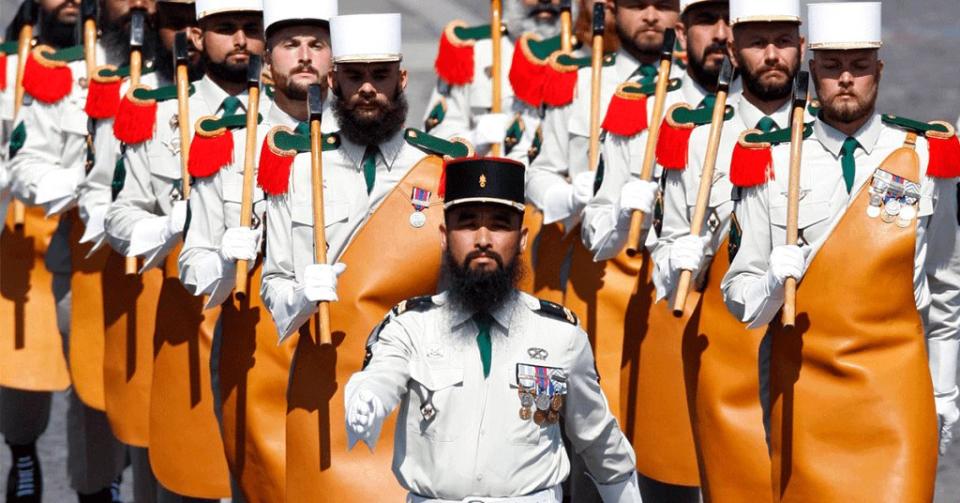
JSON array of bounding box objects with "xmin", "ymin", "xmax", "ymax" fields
[
  {"xmin": 345, "ymin": 157, "xmax": 642, "ymax": 503},
  {"xmin": 722, "ymin": 2, "xmax": 960, "ymax": 500}
]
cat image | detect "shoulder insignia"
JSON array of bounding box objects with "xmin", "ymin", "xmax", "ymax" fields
[
  {"xmin": 187, "ymin": 113, "xmax": 260, "ymax": 179},
  {"xmin": 22, "ymin": 44, "xmax": 78, "ymax": 104},
  {"xmin": 729, "ymin": 122, "xmax": 814, "ymax": 188},
  {"xmin": 264, "ymin": 84, "xmax": 275, "ymax": 99},
  {"xmin": 8, "ymin": 121, "xmax": 26, "ymax": 159},
  {"xmin": 257, "ymin": 126, "xmax": 340, "ymax": 196},
  {"xmin": 807, "ymin": 99, "xmax": 821, "ymax": 117},
  {"xmin": 528, "ymin": 123, "xmax": 543, "ymax": 165},
  {"xmin": 424, "ymin": 98, "xmax": 446, "ymax": 133},
  {"xmin": 601, "ymin": 79, "xmax": 683, "ymax": 138},
  {"xmin": 111, "ymin": 153, "xmax": 126, "ymax": 201},
  {"xmin": 85, "ymin": 65, "xmax": 123, "ymax": 119},
  {"xmin": 435, "ymin": 20, "xmax": 505, "ymax": 86},
  {"xmin": 536, "ymin": 299, "xmax": 579, "ymax": 326},
  {"xmin": 392, "ymin": 295, "xmax": 437, "ymax": 316},
  {"xmin": 113, "ymin": 83, "xmax": 196, "ymax": 145},
  {"xmin": 554, "ymin": 51, "xmax": 616, "ymax": 70},
  {"xmin": 405, "ymin": 128, "xmax": 473, "ymax": 160},
  {"xmin": 0, "ymin": 41, "xmax": 17, "ymax": 55},
  {"xmin": 656, "ymin": 101, "xmax": 735, "ymax": 170},
  {"xmin": 504, "ymin": 114, "xmax": 525, "ymax": 155},
  {"xmin": 509, "ymin": 33, "xmax": 563, "ymax": 108},
  {"xmin": 882, "ymin": 114, "xmax": 960, "ymax": 178}
]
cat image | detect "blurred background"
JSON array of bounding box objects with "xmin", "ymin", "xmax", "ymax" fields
[{"xmin": 0, "ymin": 0, "xmax": 958, "ymax": 500}]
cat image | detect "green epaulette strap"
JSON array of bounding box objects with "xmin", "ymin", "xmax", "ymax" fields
[{"xmin": 405, "ymin": 128, "xmax": 471, "ymax": 158}]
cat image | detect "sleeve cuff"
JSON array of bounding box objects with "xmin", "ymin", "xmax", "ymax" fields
[
  {"xmin": 129, "ymin": 216, "xmax": 171, "ymax": 258},
  {"xmin": 542, "ymin": 182, "xmax": 575, "ymax": 225}
]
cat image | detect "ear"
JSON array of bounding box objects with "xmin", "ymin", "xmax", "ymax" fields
[
  {"xmin": 519, "ymin": 226, "xmax": 529, "ymax": 253},
  {"xmin": 876, "ymin": 58, "xmax": 884, "ymax": 82},
  {"xmin": 188, "ymin": 26, "xmax": 204, "ymax": 53},
  {"xmin": 675, "ymin": 21, "xmax": 688, "ymax": 51},
  {"xmin": 726, "ymin": 39, "xmax": 738, "ymax": 68},
  {"xmin": 439, "ymin": 223, "xmax": 448, "ymax": 252},
  {"xmin": 798, "ymin": 35, "xmax": 806, "ymax": 62},
  {"xmin": 399, "ymin": 68, "xmax": 408, "ymax": 92},
  {"xmin": 327, "ymin": 68, "xmax": 336, "ymax": 92}
]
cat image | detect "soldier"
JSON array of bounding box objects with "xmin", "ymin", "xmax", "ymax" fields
[
  {"xmin": 345, "ymin": 157, "xmax": 642, "ymax": 503},
  {"xmin": 648, "ymin": 1, "xmax": 802, "ymax": 499},
  {"xmin": 4, "ymin": 0, "xmax": 160, "ymax": 501},
  {"xmin": 721, "ymin": 2, "xmax": 960, "ymax": 500}
]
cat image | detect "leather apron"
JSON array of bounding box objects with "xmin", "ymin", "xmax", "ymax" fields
[
  {"xmin": 526, "ymin": 219, "xmax": 571, "ymax": 305},
  {"xmin": 286, "ymin": 156, "xmax": 444, "ymax": 502},
  {"xmin": 688, "ymin": 240, "xmax": 771, "ymax": 502},
  {"xmin": 217, "ymin": 260, "xmax": 294, "ymax": 503},
  {"xmin": 101, "ymin": 250, "xmax": 163, "ymax": 447},
  {"xmin": 769, "ymin": 143, "xmax": 938, "ymax": 502},
  {"xmin": 517, "ymin": 205, "xmax": 544, "ymax": 295},
  {"xmin": 0, "ymin": 206, "xmax": 69, "ymax": 391},
  {"xmin": 67, "ymin": 210, "xmax": 108, "ymax": 410},
  {"xmin": 148, "ymin": 244, "xmax": 230, "ymax": 498}
]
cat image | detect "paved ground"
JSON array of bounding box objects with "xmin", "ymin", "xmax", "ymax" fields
[{"xmin": 0, "ymin": 0, "xmax": 959, "ymax": 501}]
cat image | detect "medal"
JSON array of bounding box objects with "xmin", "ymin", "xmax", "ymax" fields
[
  {"xmin": 867, "ymin": 194, "xmax": 883, "ymax": 218},
  {"xmin": 882, "ymin": 200, "xmax": 900, "ymax": 223},
  {"xmin": 550, "ymin": 394, "xmax": 564, "ymax": 412},
  {"xmin": 546, "ymin": 410, "xmax": 559, "ymax": 424},
  {"xmin": 533, "ymin": 409, "xmax": 547, "ymax": 425},
  {"xmin": 409, "ymin": 211, "xmax": 427, "ymax": 228},
  {"xmin": 520, "ymin": 392, "xmax": 534, "ymax": 408},
  {"xmin": 535, "ymin": 393, "xmax": 550, "ymax": 411},
  {"xmin": 420, "ymin": 402, "xmax": 436, "ymax": 421},
  {"xmin": 409, "ymin": 187, "xmax": 431, "ymax": 229},
  {"xmin": 897, "ymin": 205, "xmax": 916, "ymax": 228},
  {"xmin": 519, "ymin": 406, "xmax": 532, "ymax": 421}
]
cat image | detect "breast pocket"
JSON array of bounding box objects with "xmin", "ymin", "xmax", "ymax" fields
[
  {"xmin": 408, "ymin": 362, "xmax": 464, "ymax": 442},
  {"xmin": 60, "ymin": 109, "xmax": 89, "ymax": 137},
  {"xmin": 769, "ymin": 200, "xmax": 832, "ymax": 238},
  {"xmin": 507, "ymin": 379, "xmax": 546, "ymax": 446},
  {"xmin": 290, "ymin": 195, "xmax": 349, "ymax": 228}
]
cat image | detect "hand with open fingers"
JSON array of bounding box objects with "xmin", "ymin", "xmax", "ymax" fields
[
  {"xmin": 571, "ymin": 171, "xmax": 597, "ymax": 209},
  {"xmin": 165, "ymin": 200, "xmax": 189, "ymax": 238},
  {"xmin": 768, "ymin": 244, "xmax": 807, "ymax": 286},
  {"xmin": 936, "ymin": 388, "xmax": 959, "ymax": 455},
  {"xmin": 670, "ymin": 234, "xmax": 711, "ymax": 274},
  {"xmin": 619, "ymin": 179, "xmax": 659, "ymax": 215},
  {"xmin": 347, "ymin": 389, "xmax": 385, "ymax": 443},
  {"xmin": 303, "ymin": 262, "xmax": 347, "ymax": 303},
  {"xmin": 220, "ymin": 226, "xmax": 261, "ymax": 262}
]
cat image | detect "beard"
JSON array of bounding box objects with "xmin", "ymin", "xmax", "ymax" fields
[
  {"xmin": 204, "ymin": 51, "xmax": 252, "ymax": 84},
  {"xmin": 274, "ymin": 64, "xmax": 321, "ymax": 101},
  {"xmin": 740, "ymin": 56, "xmax": 800, "ymax": 102},
  {"xmin": 686, "ymin": 41, "xmax": 727, "ymax": 88},
  {"xmin": 154, "ymin": 44, "xmax": 206, "ymax": 84},
  {"xmin": 332, "ymin": 84, "xmax": 408, "ymax": 146},
  {"xmin": 99, "ymin": 15, "xmax": 159, "ymax": 68},
  {"xmin": 821, "ymin": 85, "xmax": 878, "ymax": 124},
  {"xmin": 38, "ymin": 13, "xmax": 75, "ymax": 48},
  {"xmin": 617, "ymin": 24, "xmax": 663, "ymax": 57},
  {"xmin": 503, "ymin": 0, "xmax": 563, "ymax": 40},
  {"xmin": 442, "ymin": 246, "xmax": 524, "ymax": 315}
]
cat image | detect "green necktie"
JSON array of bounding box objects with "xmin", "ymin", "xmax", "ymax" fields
[
  {"xmin": 631, "ymin": 64, "xmax": 658, "ymax": 84},
  {"xmin": 294, "ymin": 121, "xmax": 310, "ymax": 136},
  {"xmin": 698, "ymin": 94, "xmax": 716, "ymax": 110},
  {"xmin": 840, "ymin": 137, "xmax": 860, "ymax": 194},
  {"xmin": 362, "ymin": 145, "xmax": 379, "ymax": 195},
  {"xmin": 220, "ymin": 96, "xmax": 242, "ymax": 117},
  {"xmin": 756, "ymin": 116, "xmax": 778, "ymax": 133},
  {"xmin": 474, "ymin": 313, "xmax": 493, "ymax": 379}
]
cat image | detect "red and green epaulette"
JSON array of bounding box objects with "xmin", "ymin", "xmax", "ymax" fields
[
  {"xmin": 257, "ymin": 126, "xmax": 341, "ymax": 196},
  {"xmin": 113, "ymin": 82, "xmax": 195, "ymax": 145},
  {"xmin": 541, "ymin": 51, "xmax": 616, "ymax": 108},
  {"xmin": 656, "ymin": 100, "xmax": 735, "ymax": 170},
  {"xmin": 434, "ymin": 21, "xmax": 505, "ymax": 86},
  {"xmin": 730, "ymin": 122, "xmax": 814, "ymax": 187},
  {"xmin": 22, "ymin": 44, "xmax": 82, "ymax": 104},
  {"xmin": 881, "ymin": 114, "xmax": 960, "ymax": 178},
  {"xmin": 601, "ymin": 78, "xmax": 682, "ymax": 139},
  {"xmin": 405, "ymin": 128, "xmax": 474, "ymax": 199},
  {"xmin": 85, "ymin": 63, "xmax": 157, "ymax": 119},
  {"xmin": 187, "ymin": 111, "xmax": 263, "ymax": 179},
  {"xmin": 508, "ymin": 32, "xmax": 561, "ymax": 108},
  {"xmin": 0, "ymin": 40, "xmax": 18, "ymax": 92}
]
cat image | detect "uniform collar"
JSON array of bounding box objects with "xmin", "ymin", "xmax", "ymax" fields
[
  {"xmin": 266, "ymin": 102, "xmax": 302, "ymax": 129},
  {"xmin": 815, "ymin": 113, "xmax": 883, "ymax": 157},
  {"xmin": 197, "ymin": 75, "xmax": 249, "ymax": 115},
  {"xmin": 738, "ymin": 98, "xmax": 793, "ymax": 131},
  {"xmin": 339, "ymin": 129, "xmax": 407, "ymax": 172},
  {"xmin": 440, "ymin": 290, "xmax": 520, "ymax": 333},
  {"xmin": 681, "ymin": 73, "xmax": 710, "ymax": 106},
  {"xmin": 613, "ymin": 49, "xmax": 644, "ymax": 82}
]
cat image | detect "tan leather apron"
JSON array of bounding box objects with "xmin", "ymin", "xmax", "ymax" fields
[
  {"xmin": 527, "ymin": 219, "xmax": 570, "ymax": 305},
  {"xmin": 67, "ymin": 211, "xmax": 108, "ymax": 410},
  {"xmin": 619, "ymin": 251, "xmax": 701, "ymax": 487},
  {"xmin": 517, "ymin": 205, "xmax": 543, "ymax": 295},
  {"xmin": 218, "ymin": 261, "xmax": 293, "ymax": 503},
  {"xmin": 286, "ymin": 156, "xmax": 444, "ymax": 502},
  {"xmin": 688, "ymin": 241, "xmax": 771, "ymax": 502},
  {"xmin": 101, "ymin": 250, "xmax": 162, "ymax": 447},
  {"xmin": 769, "ymin": 144, "xmax": 938, "ymax": 502},
  {"xmin": 0, "ymin": 207, "xmax": 69, "ymax": 391},
  {"xmin": 148, "ymin": 245, "xmax": 230, "ymax": 498}
]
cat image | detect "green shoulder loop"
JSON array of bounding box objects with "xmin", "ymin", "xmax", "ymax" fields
[
  {"xmin": 453, "ymin": 23, "xmax": 508, "ymax": 42},
  {"xmin": 44, "ymin": 45, "xmax": 84, "ymax": 62},
  {"xmin": 618, "ymin": 78, "xmax": 683, "ymax": 98},
  {"xmin": 271, "ymin": 129, "xmax": 340, "ymax": 154},
  {"xmin": 131, "ymin": 83, "xmax": 196, "ymax": 103},
  {"xmin": 881, "ymin": 114, "xmax": 953, "ymax": 136},
  {"xmin": 96, "ymin": 64, "xmax": 156, "ymax": 80},
  {"xmin": 741, "ymin": 122, "xmax": 815, "ymax": 146},
  {"xmin": 525, "ymin": 34, "xmax": 563, "ymax": 61},
  {"xmin": 668, "ymin": 102, "xmax": 735, "ymax": 127},
  {"xmin": 197, "ymin": 113, "xmax": 263, "ymax": 133},
  {"xmin": 537, "ymin": 299, "xmax": 579, "ymax": 326},
  {"xmin": 554, "ymin": 52, "xmax": 616, "ymax": 70},
  {"xmin": 405, "ymin": 128, "xmax": 472, "ymax": 159},
  {"xmin": 8, "ymin": 121, "xmax": 26, "ymax": 158},
  {"xmin": 0, "ymin": 41, "xmax": 18, "ymax": 55}
]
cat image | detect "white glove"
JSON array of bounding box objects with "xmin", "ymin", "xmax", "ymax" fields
[
  {"xmin": 936, "ymin": 388, "xmax": 959, "ymax": 455},
  {"xmin": 472, "ymin": 113, "xmax": 511, "ymax": 147},
  {"xmin": 618, "ymin": 180, "xmax": 659, "ymax": 217},
  {"xmin": 303, "ymin": 262, "xmax": 347, "ymax": 303},
  {"xmin": 35, "ymin": 169, "xmax": 80, "ymax": 207},
  {"xmin": 571, "ymin": 171, "xmax": 597, "ymax": 209},
  {"xmin": 767, "ymin": 244, "xmax": 806, "ymax": 287},
  {"xmin": 670, "ymin": 234, "xmax": 711, "ymax": 274},
  {"xmin": 594, "ymin": 472, "xmax": 642, "ymax": 503},
  {"xmin": 744, "ymin": 244, "xmax": 810, "ymax": 328},
  {"xmin": 79, "ymin": 204, "xmax": 107, "ymax": 246},
  {"xmin": 165, "ymin": 200, "xmax": 188, "ymax": 238},
  {"xmin": 346, "ymin": 389, "xmax": 386, "ymax": 451},
  {"xmin": 219, "ymin": 226, "xmax": 261, "ymax": 262},
  {"xmin": 0, "ymin": 167, "xmax": 9, "ymax": 191}
]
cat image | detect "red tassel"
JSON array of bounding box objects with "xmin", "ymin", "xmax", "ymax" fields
[
  {"xmin": 508, "ymin": 35, "xmax": 549, "ymax": 108},
  {"xmin": 113, "ymin": 92, "xmax": 158, "ymax": 145},
  {"xmin": 434, "ymin": 22, "xmax": 475, "ymax": 86},
  {"xmin": 22, "ymin": 49, "xmax": 73, "ymax": 104},
  {"xmin": 0, "ymin": 53, "xmax": 7, "ymax": 91},
  {"xmin": 655, "ymin": 119, "xmax": 695, "ymax": 170},
  {"xmin": 257, "ymin": 135, "xmax": 296, "ymax": 196},
  {"xmin": 926, "ymin": 134, "xmax": 960, "ymax": 178},
  {"xmin": 601, "ymin": 91, "xmax": 648, "ymax": 137},
  {"xmin": 84, "ymin": 77, "xmax": 123, "ymax": 119},
  {"xmin": 541, "ymin": 60, "xmax": 578, "ymax": 107},
  {"xmin": 730, "ymin": 142, "xmax": 774, "ymax": 187},
  {"xmin": 438, "ymin": 162, "xmax": 448, "ymax": 200},
  {"xmin": 188, "ymin": 130, "xmax": 234, "ymax": 178}
]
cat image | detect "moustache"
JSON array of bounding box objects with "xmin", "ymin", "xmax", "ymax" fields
[
  {"xmin": 464, "ymin": 250, "xmax": 504, "ymax": 268},
  {"xmin": 703, "ymin": 43, "xmax": 728, "ymax": 57},
  {"xmin": 289, "ymin": 65, "xmax": 319, "ymax": 78}
]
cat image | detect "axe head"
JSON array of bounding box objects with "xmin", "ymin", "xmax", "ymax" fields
[
  {"xmin": 793, "ymin": 71, "xmax": 809, "ymax": 109},
  {"xmin": 20, "ymin": 0, "xmax": 39, "ymax": 25},
  {"xmin": 129, "ymin": 9, "xmax": 146, "ymax": 49},
  {"xmin": 660, "ymin": 28, "xmax": 676, "ymax": 61},
  {"xmin": 717, "ymin": 56, "xmax": 735, "ymax": 90},
  {"xmin": 308, "ymin": 84, "xmax": 323, "ymax": 122},
  {"xmin": 246, "ymin": 54, "xmax": 262, "ymax": 87},
  {"xmin": 174, "ymin": 31, "xmax": 189, "ymax": 65},
  {"xmin": 559, "ymin": 0, "xmax": 572, "ymax": 12},
  {"xmin": 80, "ymin": 0, "xmax": 97, "ymax": 21},
  {"xmin": 592, "ymin": 2, "xmax": 605, "ymax": 37}
]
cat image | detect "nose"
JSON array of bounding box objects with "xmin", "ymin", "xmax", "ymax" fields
[
  {"xmin": 838, "ymin": 70, "xmax": 854, "ymax": 87},
  {"xmin": 711, "ymin": 19, "xmax": 730, "ymax": 44},
  {"xmin": 233, "ymin": 29, "xmax": 248, "ymax": 48},
  {"xmin": 475, "ymin": 227, "xmax": 492, "ymax": 250},
  {"xmin": 639, "ymin": 5, "xmax": 658, "ymax": 25},
  {"xmin": 762, "ymin": 44, "xmax": 779, "ymax": 64},
  {"xmin": 296, "ymin": 45, "xmax": 310, "ymax": 64}
]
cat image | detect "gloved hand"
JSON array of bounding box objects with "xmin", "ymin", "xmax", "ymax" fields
[
  {"xmin": 79, "ymin": 204, "xmax": 108, "ymax": 245},
  {"xmin": 303, "ymin": 263, "xmax": 347, "ymax": 303},
  {"xmin": 936, "ymin": 387, "xmax": 959, "ymax": 455},
  {"xmin": 165, "ymin": 200, "xmax": 188, "ymax": 238},
  {"xmin": 35, "ymin": 169, "xmax": 80, "ymax": 208},
  {"xmin": 472, "ymin": 113, "xmax": 511, "ymax": 148},
  {"xmin": 766, "ymin": 244, "xmax": 806, "ymax": 288},
  {"xmin": 219, "ymin": 226, "xmax": 261, "ymax": 262},
  {"xmin": 346, "ymin": 389, "xmax": 386, "ymax": 450},
  {"xmin": 571, "ymin": 171, "xmax": 597, "ymax": 209},
  {"xmin": 670, "ymin": 234, "xmax": 711, "ymax": 274},
  {"xmin": 618, "ymin": 180, "xmax": 659, "ymax": 217}
]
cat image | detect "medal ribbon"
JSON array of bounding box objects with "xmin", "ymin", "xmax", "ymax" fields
[{"xmin": 411, "ymin": 187, "xmax": 431, "ymax": 212}]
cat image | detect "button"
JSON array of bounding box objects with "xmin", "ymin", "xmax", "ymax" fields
[{"xmin": 476, "ymin": 474, "xmax": 483, "ymax": 481}]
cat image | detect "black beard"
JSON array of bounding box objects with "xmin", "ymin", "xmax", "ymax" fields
[
  {"xmin": 204, "ymin": 53, "xmax": 249, "ymax": 83},
  {"xmin": 38, "ymin": 17, "xmax": 75, "ymax": 48},
  {"xmin": 442, "ymin": 247, "xmax": 523, "ymax": 315},
  {"xmin": 741, "ymin": 59, "xmax": 799, "ymax": 102},
  {"xmin": 99, "ymin": 15, "xmax": 159, "ymax": 68},
  {"xmin": 154, "ymin": 44, "xmax": 207, "ymax": 84},
  {"xmin": 332, "ymin": 85, "xmax": 408, "ymax": 146},
  {"xmin": 687, "ymin": 44, "xmax": 727, "ymax": 89}
]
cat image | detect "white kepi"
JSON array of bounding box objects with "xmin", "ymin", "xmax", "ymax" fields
[
  {"xmin": 330, "ymin": 14, "xmax": 402, "ymax": 64},
  {"xmin": 680, "ymin": 0, "xmax": 727, "ymax": 15},
  {"xmin": 264, "ymin": 0, "xmax": 338, "ymax": 34},
  {"xmin": 730, "ymin": 0, "xmax": 801, "ymax": 25},
  {"xmin": 808, "ymin": 2, "xmax": 882, "ymax": 50},
  {"xmin": 195, "ymin": 0, "xmax": 262, "ymax": 20}
]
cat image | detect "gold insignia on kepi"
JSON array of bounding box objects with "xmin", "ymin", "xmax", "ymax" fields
[{"xmin": 479, "ymin": 174, "xmax": 487, "ymax": 188}]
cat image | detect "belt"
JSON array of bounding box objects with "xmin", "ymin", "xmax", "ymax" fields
[{"xmin": 408, "ymin": 485, "xmax": 562, "ymax": 503}]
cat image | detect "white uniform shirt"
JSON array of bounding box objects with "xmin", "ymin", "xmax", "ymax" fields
[{"xmin": 345, "ymin": 291, "xmax": 636, "ymax": 500}]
